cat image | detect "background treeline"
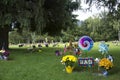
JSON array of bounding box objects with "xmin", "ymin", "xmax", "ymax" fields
[
  {"xmin": 9, "ymin": 11, "xmax": 120, "ymax": 44},
  {"xmin": 1, "ymin": 0, "xmax": 120, "ymax": 45},
  {"xmin": 0, "ymin": 0, "xmax": 80, "ymax": 49}
]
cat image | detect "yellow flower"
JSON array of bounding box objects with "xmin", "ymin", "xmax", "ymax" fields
[
  {"xmin": 62, "ymin": 55, "xmax": 77, "ymax": 62},
  {"xmin": 61, "ymin": 55, "xmax": 77, "ymax": 67},
  {"xmin": 98, "ymin": 58, "xmax": 113, "ymax": 70},
  {"xmin": 0, "ymin": 50, "xmax": 5, "ymax": 53}
]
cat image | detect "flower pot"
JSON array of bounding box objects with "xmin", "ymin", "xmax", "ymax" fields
[
  {"xmin": 65, "ymin": 66, "xmax": 74, "ymax": 73},
  {"xmin": 102, "ymin": 70, "xmax": 108, "ymax": 76}
]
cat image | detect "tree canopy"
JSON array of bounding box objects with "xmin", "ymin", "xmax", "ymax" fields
[{"xmin": 0, "ymin": 0, "xmax": 80, "ymax": 35}]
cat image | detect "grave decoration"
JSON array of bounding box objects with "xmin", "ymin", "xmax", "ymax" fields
[
  {"xmin": 98, "ymin": 58, "xmax": 113, "ymax": 76},
  {"xmin": 98, "ymin": 41, "xmax": 109, "ymax": 57},
  {"xmin": 60, "ymin": 36, "xmax": 114, "ymax": 76},
  {"xmin": 78, "ymin": 57, "xmax": 94, "ymax": 67},
  {"xmin": 95, "ymin": 41, "xmax": 114, "ymax": 76},
  {"xmin": 61, "ymin": 55, "xmax": 77, "ymax": 73},
  {"xmin": 78, "ymin": 36, "xmax": 94, "ymax": 52},
  {"xmin": 0, "ymin": 50, "xmax": 10, "ymax": 60},
  {"xmin": 78, "ymin": 36, "xmax": 94, "ymax": 68},
  {"xmin": 55, "ymin": 50, "xmax": 62, "ymax": 56}
]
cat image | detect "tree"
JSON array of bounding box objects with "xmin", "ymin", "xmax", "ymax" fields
[
  {"xmin": 9, "ymin": 31, "xmax": 23, "ymax": 44},
  {"xmin": 112, "ymin": 4, "xmax": 120, "ymax": 41},
  {"xmin": 84, "ymin": 0, "xmax": 119, "ymax": 13},
  {"xmin": 79, "ymin": 0, "xmax": 120, "ymax": 41},
  {"xmin": 0, "ymin": 0, "xmax": 33, "ymax": 49},
  {"xmin": 0, "ymin": 0, "xmax": 80, "ymax": 49},
  {"xmin": 109, "ymin": 19, "xmax": 120, "ymax": 41},
  {"xmin": 43, "ymin": 0, "xmax": 80, "ymax": 35},
  {"xmin": 79, "ymin": 13, "xmax": 118, "ymax": 41}
]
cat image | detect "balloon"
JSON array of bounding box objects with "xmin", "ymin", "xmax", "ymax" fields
[{"xmin": 78, "ymin": 36, "xmax": 94, "ymax": 51}]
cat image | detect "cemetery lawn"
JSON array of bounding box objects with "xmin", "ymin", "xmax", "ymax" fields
[{"xmin": 0, "ymin": 42, "xmax": 120, "ymax": 80}]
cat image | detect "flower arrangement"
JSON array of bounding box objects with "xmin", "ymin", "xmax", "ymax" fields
[
  {"xmin": 0, "ymin": 50, "xmax": 10, "ymax": 60},
  {"xmin": 61, "ymin": 55, "xmax": 77, "ymax": 73},
  {"xmin": 98, "ymin": 58, "xmax": 113, "ymax": 70},
  {"xmin": 61, "ymin": 55, "xmax": 77, "ymax": 67}
]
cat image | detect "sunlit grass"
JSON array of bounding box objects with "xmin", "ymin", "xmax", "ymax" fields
[{"xmin": 0, "ymin": 42, "xmax": 120, "ymax": 80}]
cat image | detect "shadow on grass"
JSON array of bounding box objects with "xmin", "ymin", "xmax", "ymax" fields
[
  {"xmin": 9, "ymin": 48, "xmax": 27, "ymax": 53},
  {"xmin": 109, "ymin": 66, "xmax": 119, "ymax": 75},
  {"xmin": 9, "ymin": 47, "xmax": 63, "ymax": 54}
]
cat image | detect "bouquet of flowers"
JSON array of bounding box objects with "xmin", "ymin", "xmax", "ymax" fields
[
  {"xmin": 98, "ymin": 58, "xmax": 113, "ymax": 70},
  {"xmin": 61, "ymin": 55, "xmax": 77, "ymax": 67},
  {"xmin": 61, "ymin": 55, "xmax": 77, "ymax": 73},
  {"xmin": 0, "ymin": 50, "xmax": 10, "ymax": 60}
]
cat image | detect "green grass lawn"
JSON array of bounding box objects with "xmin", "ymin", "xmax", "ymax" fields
[{"xmin": 0, "ymin": 42, "xmax": 120, "ymax": 80}]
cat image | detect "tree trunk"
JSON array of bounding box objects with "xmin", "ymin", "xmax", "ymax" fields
[
  {"xmin": 118, "ymin": 31, "xmax": 120, "ymax": 41},
  {"xmin": 0, "ymin": 28, "xmax": 3, "ymax": 49},
  {"xmin": 0, "ymin": 26, "xmax": 9, "ymax": 50}
]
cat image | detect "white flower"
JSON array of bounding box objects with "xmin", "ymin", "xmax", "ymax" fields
[{"xmin": 95, "ymin": 58, "xmax": 100, "ymax": 63}]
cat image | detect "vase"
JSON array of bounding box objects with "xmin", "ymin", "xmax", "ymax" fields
[
  {"xmin": 65, "ymin": 66, "xmax": 74, "ymax": 73},
  {"xmin": 102, "ymin": 70, "xmax": 108, "ymax": 76}
]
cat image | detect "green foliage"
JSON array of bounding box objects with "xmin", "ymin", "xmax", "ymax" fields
[
  {"xmin": 85, "ymin": 0, "xmax": 118, "ymax": 13},
  {"xmin": 9, "ymin": 29, "xmax": 56, "ymax": 44},
  {"xmin": 79, "ymin": 0, "xmax": 120, "ymax": 41},
  {"xmin": 0, "ymin": 0, "xmax": 80, "ymax": 36},
  {"xmin": 78, "ymin": 12, "xmax": 119, "ymax": 41},
  {"xmin": 9, "ymin": 31, "xmax": 23, "ymax": 44},
  {"xmin": 43, "ymin": 0, "xmax": 80, "ymax": 35}
]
